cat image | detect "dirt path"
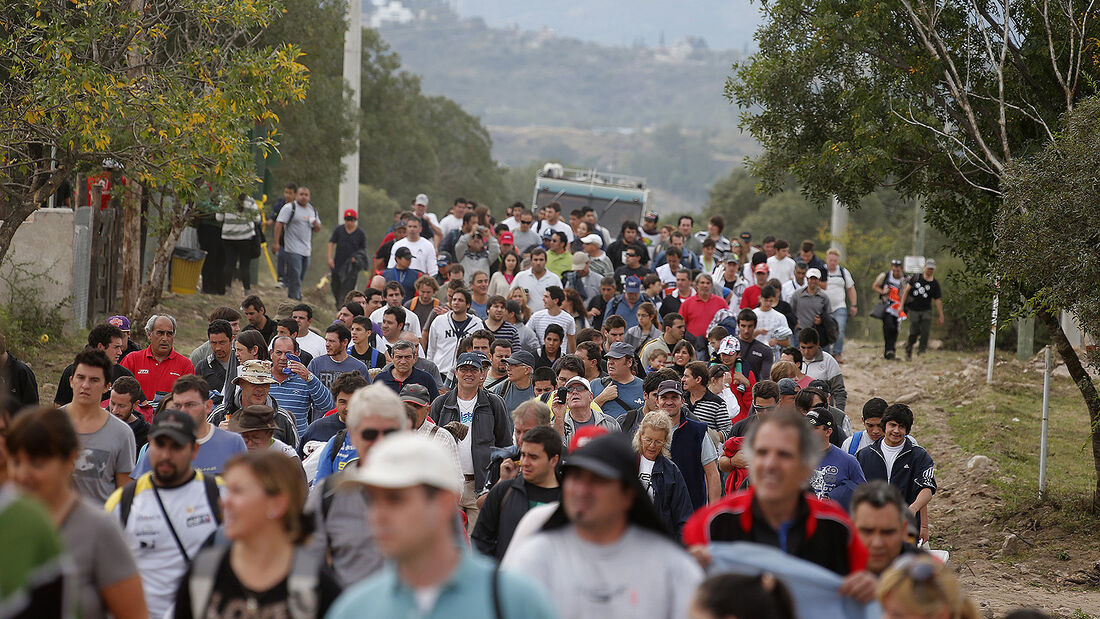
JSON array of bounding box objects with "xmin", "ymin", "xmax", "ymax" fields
[{"xmin": 837, "ymin": 339, "xmax": 1100, "ymax": 618}]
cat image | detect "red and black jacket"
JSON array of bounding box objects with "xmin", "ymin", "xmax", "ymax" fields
[{"xmin": 683, "ymin": 486, "xmax": 868, "ymax": 576}]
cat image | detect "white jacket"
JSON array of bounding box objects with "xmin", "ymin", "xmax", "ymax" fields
[{"xmin": 425, "ymin": 311, "xmax": 485, "ymax": 377}]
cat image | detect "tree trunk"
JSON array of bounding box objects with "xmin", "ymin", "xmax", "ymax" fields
[
  {"xmin": 0, "ymin": 196, "xmax": 37, "ymax": 267},
  {"xmin": 131, "ymin": 215, "xmax": 189, "ymax": 328},
  {"xmin": 1037, "ymin": 309, "xmax": 1100, "ymax": 511},
  {"xmin": 120, "ymin": 183, "xmax": 143, "ymax": 312}
]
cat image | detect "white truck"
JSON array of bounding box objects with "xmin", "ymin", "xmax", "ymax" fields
[{"xmin": 532, "ymin": 163, "xmax": 648, "ymax": 233}]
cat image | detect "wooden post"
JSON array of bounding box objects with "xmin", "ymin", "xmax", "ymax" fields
[
  {"xmin": 1016, "ymin": 316, "xmax": 1034, "ymax": 361},
  {"xmin": 120, "ymin": 183, "xmax": 142, "ymax": 314}
]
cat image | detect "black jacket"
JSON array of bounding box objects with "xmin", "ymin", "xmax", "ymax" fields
[
  {"xmin": 606, "ymin": 239, "xmax": 650, "ymax": 269},
  {"xmin": 645, "ymin": 455, "xmax": 694, "ymax": 538},
  {"xmin": 737, "ymin": 337, "xmax": 773, "ymax": 384},
  {"xmin": 471, "ymin": 477, "xmax": 561, "ymax": 560},
  {"xmin": 431, "ymin": 387, "xmax": 513, "ymax": 490},
  {"xmin": 856, "ymin": 437, "xmax": 937, "ymax": 524},
  {"xmin": 1, "ymin": 354, "xmax": 38, "ymax": 408}
]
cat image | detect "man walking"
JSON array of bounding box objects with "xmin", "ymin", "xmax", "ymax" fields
[
  {"xmin": 307, "ymin": 324, "xmax": 371, "ymax": 389},
  {"xmin": 120, "ymin": 314, "xmax": 194, "ymax": 401},
  {"xmin": 511, "ymin": 248, "xmax": 562, "ymax": 313},
  {"xmin": 872, "ymin": 259, "xmax": 909, "ymax": 360},
  {"xmin": 273, "ymin": 185, "xmax": 322, "ymax": 300},
  {"xmin": 527, "ymin": 286, "xmax": 577, "ymax": 352},
  {"xmin": 823, "ymin": 248, "xmax": 858, "ymax": 363},
  {"xmin": 426, "ymin": 288, "xmax": 485, "ymax": 382},
  {"xmin": 64, "ymin": 349, "xmax": 135, "ymax": 502},
  {"xmin": 900, "ymin": 259, "xmax": 944, "ymax": 359},
  {"xmin": 328, "ymin": 208, "xmax": 368, "ymax": 306}
]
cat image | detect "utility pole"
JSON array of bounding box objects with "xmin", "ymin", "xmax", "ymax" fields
[
  {"xmin": 338, "ymin": 0, "xmax": 362, "ymax": 218},
  {"xmin": 912, "ymin": 196, "xmax": 925, "ymax": 257},
  {"xmin": 829, "ymin": 195, "xmax": 847, "ymax": 260}
]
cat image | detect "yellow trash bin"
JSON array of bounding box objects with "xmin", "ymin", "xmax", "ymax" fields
[{"xmin": 170, "ymin": 247, "xmax": 207, "ymax": 295}]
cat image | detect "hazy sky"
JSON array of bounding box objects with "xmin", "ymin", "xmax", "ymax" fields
[{"xmin": 450, "ymin": 0, "xmax": 761, "ymax": 51}]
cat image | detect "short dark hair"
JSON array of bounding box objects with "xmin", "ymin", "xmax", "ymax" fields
[
  {"xmin": 172, "ymin": 374, "xmax": 211, "ymax": 401},
  {"xmin": 850, "ymin": 480, "xmax": 908, "ymax": 519},
  {"xmin": 488, "ymin": 295, "xmax": 507, "ymax": 309},
  {"xmin": 774, "ymin": 239, "xmax": 789, "ymax": 250},
  {"xmin": 882, "ymin": 403, "xmax": 914, "ymax": 434},
  {"xmin": 554, "ymin": 355, "xmax": 585, "ymax": 378},
  {"xmin": 665, "ymin": 247, "xmax": 682, "ymax": 260},
  {"xmin": 331, "ymin": 372, "xmax": 369, "ymax": 397},
  {"xmin": 522, "ymin": 426, "xmax": 563, "ymax": 462},
  {"xmin": 384, "ymin": 281, "xmax": 405, "ymax": 296},
  {"xmin": 533, "ymin": 366, "xmax": 556, "ymax": 385},
  {"xmin": 799, "ymin": 327, "xmax": 819, "ymax": 345},
  {"xmin": 862, "ymin": 398, "xmax": 889, "ymax": 420},
  {"xmin": 576, "ymin": 341, "xmax": 602, "ymax": 365},
  {"xmin": 87, "ymin": 323, "xmax": 124, "ymax": 349},
  {"xmin": 276, "ymin": 318, "xmax": 299, "ymax": 335},
  {"xmin": 678, "ymin": 215, "xmax": 694, "ymax": 226},
  {"xmin": 450, "ymin": 288, "xmax": 472, "ymax": 305},
  {"xmin": 702, "ymin": 238, "xmax": 716, "ymax": 249},
  {"xmin": 643, "ymin": 368, "xmax": 679, "ymax": 395},
  {"xmin": 5, "ymin": 406, "xmax": 79, "ymax": 460},
  {"xmin": 762, "ymin": 235, "xmax": 776, "ymax": 245},
  {"xmin": 343, "ymin": 290, "xmax": 366, "ymax": 304},
  {"xmin": 351, "ymin": 315, "xmax": 373, "ymax": 331},
  {"xmin": 685, "ymin": 361, "xmax": 709, "ymax": 383},
  {"xmin": 551, "ymin": 230, "xmax": 568, "ymax": 245},
  {"xmin": 291, "ymin": 303, "xmax": 313, "ymax": 319},
  {"xmin": 737, "ymin": 308, "xmax": 758, "ymax": 325},
  {"xmin": 210, "ymin": 306, "xmax": 241, "ymax": 322},
  {"xmin": 600, "ymin": 275, "xmax": 618, "ymax": 288},
  {"xmin": 383, "ymin": 305, "xmax": 406, "ymax": 326},
  {"xmin": 241, "ymin": 294, "xmax": 265, "ymax": 312},
  {"xmin": 708, "ymin": 215, "xmax": 725, "ymax": 232},
  {"xmin": 781, "ymin": 346, "xmax": 802, "ymax": 364},
  {"xmin": 794, "ymin": 389, "xmax": 817, "ymax": 413},
  {"xmin": 284, "ymin": 182, "xmax": 298, "ymax": 191},
  {"xmin": 544, "ymin": 323, "xmax": 565, "ymax": 340},
  {"xmin": 490, "ymin": 339, "xmax": 512, "ymax": 355},
  {"xmin": 801, "ymin": 239, "xmax": 815, "ymax": 252},
  {"xmin": 576, "ymin": 328, "xmax": 601, "ymax": 344},
  {"xmin": 529, "ymin": 247, "xmax": 547, "ymax": 259},
  {"xmin": 112, "ymin": 376, "xmax": 144, "ymax": 404},
  {"xmin": 73, "ymin": 349, "xmax": 112, "ymax": 381},
  {"xmin": 546, "ymin": 286, "xmax": 565, "ymax": 304},
  {"xmin": 603, "ymin": 315, "xmax": 627, "ymax": 331},
  {"xmin": 707, "ymin": 326, "xmax": 729, "ymax": 342},
  {"xmin": 505, "ymin": 300, "xmax": 523, "ymax": 318},
  {"xmin": 365, "ymin": 287, "xmax": 385, "ymax": 302},
  {"xmin": 663, "ymin": 312, "xmax": 684, "ymax": 328},
  {"xmin": 692, "ymin": 572, "xmax": 795, "ymax": 619},
  {"xmin": 326, "ymin": 323, "xmax": 352, "ymax": 344},
  {"xmin": 620, "ymin": 220, "xmax": 639, "ymax": 233},
  {"xmin": 341, "ymin": 302, "xmax": 364, "ymax": 318},
  {"xmin": 752, "ymin": 380, "xmax": 781, "ymax": 402},
  {"xmin": 470, "ymin": 329, "xmax": 494, "ymax": 346},
  {"xmin": 207, "ymin": 319, "xmax": 233, "ymax": 340},
  {"xmin": 760, "ymin": 285, "xmax": 777, "ymax": 300}
]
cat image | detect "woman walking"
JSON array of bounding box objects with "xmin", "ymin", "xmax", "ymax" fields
[{"xmin": 218, "ymin": 193, "xmax": 261, "ymax": 293}]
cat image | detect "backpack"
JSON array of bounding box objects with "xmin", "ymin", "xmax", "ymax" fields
[
  {"xmin": 187, "ymin": 544, "xmax": 321, "ymax": 619},
  {"xmin": 118, "ymin": 472, "xmax": 222, "ymax": 527},
  {"xmin": 847, "ymin": 431, "xmax": 864, "ymax": 456},
  {"xmin": 818, "ymin": 311, "xmax": 840, "ymax": 346}
]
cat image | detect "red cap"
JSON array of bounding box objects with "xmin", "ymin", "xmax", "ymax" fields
[
  {"xmin": 754, "ymin": 263, "xmax": 770, "ymax": 274},
  {"xmin": 343, "ymin": 209, "xmax": 358, "ymax": 219},
  {"xmin": 569, "ymin": 426, "xmax": 609, "ymax": 453},
  {"xmin": 499, "ymin": 231, "xmax": 514, "ymax": 245}
]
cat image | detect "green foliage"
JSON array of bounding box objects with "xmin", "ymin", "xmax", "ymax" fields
[
  {"xmin": 357, "ymin": 184, "xmax": 402, "ymax": 246},
  {"xmin": 629, "ymin": 125, "xmax": 727, "ymax": 203},
  {"xmin": 0, "ymin": 262, "xmax": 70, "ymax": 356}
]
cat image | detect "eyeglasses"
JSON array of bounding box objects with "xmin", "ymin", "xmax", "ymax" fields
[
  {"xmin": 754, "ymin": 403, "xmax": 778, "ymax": 412},
  {"xmin": 565, "ymin": 385, "xmax": 588, "ymax": 393},
  {"xmin": 360, "ymin": 428, "xmax": 399, "ymax": 441},
  {"xmin": 640, "ymin": 437, "xmax": 666, "ymax": 447}
]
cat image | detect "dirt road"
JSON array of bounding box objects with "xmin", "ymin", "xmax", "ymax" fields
[{"xmin": 837, "ymin": 339, "xmax": 1100, "ymax": 618}]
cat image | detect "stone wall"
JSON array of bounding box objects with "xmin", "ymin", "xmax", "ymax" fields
[{"xmin": 0, "ymin": 208, "xmax": 82, "ymax": 324}]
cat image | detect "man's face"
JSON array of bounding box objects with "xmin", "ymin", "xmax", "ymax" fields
[
  {"xmin": 600, "ymin": 284, "xmax": 616, "ymax": 301},
  {"xmin": 891, "ymin": 265, "xmax": 904, "ymax": 278},
  {"xmin": 366, "ymin": 294, "xmax": 384, "ymax": 314},
  {"xmin": 519, "ymin": 213, "xmax": 534, "ymax": 230},
  {"xmin": 391, "ymin": 347, "xmax": 415, "ymax": 374},
  {"xmin": 566, "ymin": 383, "xmax": 593, "ymax": 410},
  {"xmin": 827, "ymin": 253, "xmax": 839, "ymax": 268},
  {"xmin": 455, "ymin": 364, "xmax": 481, "ymax": 390},
  {"xmin": 97, "ymin": 337, "xmax": 124, "ymax": 365},
  {"xmin": 393, "ymin": 225, "xmax": 407, "ymax": 241},
  {"xmin": 696, "ymin": 277, "xmax": 712, "ymax": 297},
  {"xmin": 807, "ymin": 276, "xmax": 820, "ymax": 293},
  {"xmin": 505, "ymin": 361, "xmax": 530, "ymax": 384},
  {"xmin": 854, "ymin": 503, "xmax": 907, "ymax": 574},
  {"xmin": 794, "ymin": 267, "xmax": 807, "ymax": 282},
  {"xmin": 760, "ymin": 295, "xmax": 777, "ymax": 311},
  {"xmin": 863, "ymin": 417, "xmax": 885, "ymax": 442},
  {"xmin": 607, "ymin": 355, "xmax": 630, "ymax": 377},
  {"xmin": 623, "ymin": 228, "xmax": 638, "ymax": 243},
  {"xmin": 405, "ymin": 218, "xmax": 421, "ymax": 240},
  {"xmin": 777, "ymin": 246, "xmax": 790, "ymax": 260},
  {"xmin": 336, "ymin": 307, "xmax": 355, "ymax": 327},
  {"xmin": 800, "ymin": 248, "xmax": 813, "ymax": 262},
  {"xmin": 450, "ymin": 293, "xmax": 468, "ymax": 315},
  {"xmin": 884, "ymin": 420, "xmax": 907, "ymax": 447},
  {"xmin": 271, "ymin": 337, "xmax": 294, "ymax": 373},
  {"xmin": 325, "ymin": 332, "xmax": 346, "ymax": 357},
  {"xmin": 682, "ymin": 368, "xmax": 699, "ymax": 391},
  {"xmin": 737, "ymin": 319, "xmax": 756, "ymax": 341},
  {"xmin": 533, "ymin": 379, "xmax": 554, "ymax": 397},
  {"xmin": 666, "ymin": 252, "xmax": 680, "ymax": 269},
  {"xmin": 295, "ymin": 187, "xmax": 310, "ymax": 205},
  {"xmin": 625, "ymin": 251, "xmax": 641, "ymax": 268},
  {"xmin": 334, "ymin": 391, "xmax": 353, "ymax": 420},
  {"xmin": 563, "ymin": 469, "xmax": 633, "ymax": 530},
  {"xmin": 239, "ymin": 381, "xmax": 270, "ymax": 407},
  {"xmin": 149, "ymin": 317, "xmax": 175, "ymax": 356},
  {"xmin": 520, "ymin": 441, "xmax": 556, "ymax": 484},
  {"xmin": 812, "ymin": 424, "xmax": 832, "ymax": 449},
  {"xmin": 604, "ymin": 325, "xmax": 625, "ymax": 345},
  {"xmin": 242, "ymin": 305, "xmax": 264, "ymax": 327},
  {"xmin": 755, "ymin": 271, "xmax": 768, "ymax": 286},
  {"xmin": 209, "ymin": 332, "xmax": 232, "ymax": 362},
  {"xmin": 148, "ymin": 436, "xmax": 198, "ymax": 486},
  {"xmin": 753, "ymin": 397, "xmax": 778, "ymax": 417},
  {"xmin": 799, "ymin": 340, "xmax": 820, "ymax": 361},
  {"xmin": 677, "ymin": 218, "xmax": 692, "ymax": 236},
  {"xmin": 291, "ymin": 310, "xmax": 311, "ymax": 335},
  {"xmin": 382, "ymin": 315, "xmax": 402, "ymax": 340},
  {"xmin": 283, "ymin": 187, "xmax": 295, "ymax": 202},
  {"xmin": 659, "ymin": 392, "xmax": 683, "ymax": 415},
  {"xmin": 488, "ymin": 302, "xmax": 506, "ymax": 322},
  {"xmin": 642, "ymin": 218, "xmax": 658, "ymax": 233},
  {"xmin": 548, "ymin": 235, "xmax": 563, "ymax": 252},
  {"xmin": 241, "ymin": 429, "xmax": 275, "ymax": 452},
  {"xmin": 172, "ymin": 389, "xmax": 212, "ymax": 427},
  {"xmin": 763, "ymin": 240, "xmax": 775, "ymax": 257},
  {"xmin": 472, "ymin": 273, "xmax": 489, "ymax": 294},
  {"xmin": 108, "ymin": 391, "xmax": 136, "ymax": 420},
  {"xmin": 385, "ymin": 288, "xmax": 404, "ymax": 307},
  {"xmin": 750, "ymin": 422, "xmax": 810, "ymax": 505},
  {"xmin": 924, "ymin": 266, "xmax": 935, "ymax": 278},
  {"xmin": 676, "ymin": 271, "xmax": 692, "ymax": 294},
  {"xmin": 530, "ymin": 253, "xmax": 547, "ymax": 274},
  {"xmin": 365, "ymin": 485, "xmax": 449, "ymax": 561},
  {"xmin": 350, "ymin": 414, "xmax": 402, "ymax": 463},
  {"xmin": 70, "ymin": 363, "xmax": 109, "ymax": 405},
  {"xmin": 543, "ymin": 332, "xmax": 562, "ymax": 354},
  {"xmin": 665, "ymin": 319, "xmax": 685, "ymax": 341},
  {"xmin": 395, "ymin": 254, "xmax": 412, "ymax": 269}
]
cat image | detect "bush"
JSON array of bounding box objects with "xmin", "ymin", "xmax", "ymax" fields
[{"xmin": 0, "ymin": 261, "xmax": 70, "ymax": 355}]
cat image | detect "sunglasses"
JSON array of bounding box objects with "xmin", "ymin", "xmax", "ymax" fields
[
  {"xmin": 565, "ymin": 385, "xmax": 589, "ymax": 393},
  {"xmin": 360, "ymin": 428, "xmax": 399, "ymax": 441}
]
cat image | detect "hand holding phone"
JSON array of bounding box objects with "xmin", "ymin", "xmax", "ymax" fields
[{"xmin": 283, "ymin": 353, "xmax": 301, "ymax": 375}]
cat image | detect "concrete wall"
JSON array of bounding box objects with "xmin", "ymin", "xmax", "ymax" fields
[{"xmin": 0, "ymin": 208, "xmax": 80, "ymax": 323}]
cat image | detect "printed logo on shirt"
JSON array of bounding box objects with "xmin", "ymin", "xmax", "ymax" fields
[
  {"xmin": 138, "ymin": 369, "xmax": 150, "ymax": 375},
  {"xmin": 186, "ymin": 514, "xmax": 212, "ymax": 527}
]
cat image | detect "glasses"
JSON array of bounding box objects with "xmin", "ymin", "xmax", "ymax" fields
[
  {"xmin": 754, "ymin": 403, "xmax": 778, "ymax": 412},
  {"xmin": 565, "ymin": 385, "xmax": 588, "ymax": 393},
  {"xmin": 360, "ymin": 428, "xmax": 399, "ymax": 442},
  {"xmin": 520, "ymin": 219, "xmax": 533, "ymax": 225},
  {"xmin": 640, "ymin": 437, "xmax": 666, "ymax": 447}
]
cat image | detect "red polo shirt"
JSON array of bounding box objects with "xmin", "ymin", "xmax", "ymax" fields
[
  {"xmin": 680, "ymin": 293, "xmax": 729, "ymax": 338},
  {"xmin": 120, "ymin": 347, "xmax": 195, "ymax": 398}
]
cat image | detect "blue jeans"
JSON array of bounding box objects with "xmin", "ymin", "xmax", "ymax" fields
[
  {"xmin": 285, "ymin": 253, "xmax": 309, "ymax": 300},
  {"xmin": 276, "ymin": 248, "xmax": 288, "ymax": 283},
  {"xmin": 828, "ymin": 307, "xmax": 849, "ymax": 357}
]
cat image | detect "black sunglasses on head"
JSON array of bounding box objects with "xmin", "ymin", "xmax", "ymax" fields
[{"xmin": 361, "ymin": 428, "xmax": 399, "ymax": 441}]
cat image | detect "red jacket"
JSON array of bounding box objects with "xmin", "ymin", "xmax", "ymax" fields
[{"xmin": 684, "ymin": 486, "xmax": 868, "ymax": 576}]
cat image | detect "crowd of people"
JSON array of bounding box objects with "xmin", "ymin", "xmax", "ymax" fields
[{"xmin": 0, "ymin": 195, "xmax": 1043, "ymax": 619}]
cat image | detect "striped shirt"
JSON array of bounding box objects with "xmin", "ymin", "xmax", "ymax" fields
[
  {"xmin": 527, "ymin": 309, "xmax": 576, "ymax": 346},
  {"xmin": 688, "ymin": 390, "xmax": 731, "ymax": 437},
  {"xmin": 269, "ymin": 373, "xmax": 335, "ymax": 437},
  {"xmin": 487, "ymin": 321, "xmax": 520, "ymax": 349}
]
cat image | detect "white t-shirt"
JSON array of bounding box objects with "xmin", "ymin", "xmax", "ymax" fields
[
  {"xmin": 882, "ymin": 441, "xmax": 904, "ymax": 481},
  {"xmin": 767, "ymin": 255, "xmax": 797, "ymax": 283},
  {"xmin": 439, "ymin": 214, "xmax": 463, "ymax": 239},
  {"xmin": 388, "ymin": 236, "xmax": 438, "ymax": 276},
  {"xmin": 370, "ymin": 305, "xmax": 422, "ymax": 337},
  {"xmin": 456, "ymin": 396, "xmax": 477, "ymax": 474},
  {"xmin": 527, "ymin": 309, "xmax": 577, "ymax": 346},
  {"xmin": 296, "ymin": 330, "xmax": 328, "ymax": 360},
  {"xmin": 511, "ymin": 269, "xmax": 563, "ymax": 313},
  {"xmin": 501, "ymin": 216, "xmax": 520, "ymax": 231},
  {"xmin": 781, "ymin": 277, "xmax": 808, "ymax": 303},
  {"xmin": 753, "ymin": 307, "xmax": 793, "ymax": 347},
  {"xmin": 638, "ymin": 457, "xmax": 656, "ymax": 500},
  {"xmin": 654, "ymin": 263, "xmax": 678, "ymax": 285},
  {"xmin": 538, "ymin": 219, "xmax": 575, "ymax": 242},
  {"xmin": 824, "ymin": 265, "xmax": 855, "ymax": 311}
]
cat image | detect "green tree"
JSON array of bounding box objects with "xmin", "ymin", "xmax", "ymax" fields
[
  {"xmin": 726, "ymin": 0, "xmax": 1100, "ymax": 505},
  {"xmin": 705, "ymin": 167, "xmax": 770, "ymax": 225}
]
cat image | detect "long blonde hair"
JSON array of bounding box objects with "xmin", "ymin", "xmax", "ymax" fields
[
  {"xmin": 632, "ymin": 410, "xmax": 672, "ymax": 459},
  {"xmin": 877, "ymin": 557, "xmax": 979, "ymax": 619}
]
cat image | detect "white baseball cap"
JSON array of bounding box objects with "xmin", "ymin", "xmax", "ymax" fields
[
  {"xmin": 717, "ymin": 336, "xmax": 741, "ymax": 356},
  {"xmin": 564, "ymin": 375, "xmax": 592, "ymax": 392},
  {"xmin": 806, "ymin": 267, "xmax": 822, "ymax": 279},
  {"xmin": 580, "ymin": 233, "xmax": 602, "ymax": 245},
  {"xmin": 414, "ymin": 193, "xmax": 429, "ymax": 206},
  {"xmin": 339, "ymin": 433, "xmax": 461, "ymax": 494}
]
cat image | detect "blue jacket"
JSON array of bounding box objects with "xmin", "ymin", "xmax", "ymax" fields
[
  {"xmin": 646, "ymin": 455, "xmax": 694, "ymax": 538},
  {"xmin": 382, "ymin": 267, "xmax": 422, "ymax": 302},
  {"xmin": 670, "ymin": 417, "xmax": 710, "ymax": 510}
]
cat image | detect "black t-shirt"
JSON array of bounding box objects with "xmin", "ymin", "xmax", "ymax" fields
[
  {"xmin": 329, "ymin": 225, "xmax": 367, "ymax": 270},
  {"xmin": 127, "ymin": 414, "xmax": 149, "ymax": 456},
  {"xmin": 241, "ymin": 315, "xmax": 277, "ymax": 345},
  {"xmin": 173, "ymin": 550, "xmax": 341, "ymax": 619},
  {"xmin": 54, "ymin": 363, "xmax": 138, "ymax": 406},
  {"xmin": 904, "ymin": 275, "xmax": 941, "ymax": 311},
  {"xmin": 349, "ymin": 344, "xmax": 385, "ymax": 369},
  {"xmin": 730, "ymin": 413, "xmax": 758, "ymax": 438},
  {"xmin": 587, "ymin": 296, "xmax": 612, "ymax": 330},
  {"xmin": 375, "ymin": 239, "xmax": 395, "ymax": 266},
  {"xmin": 658, "ymin": 294, "xmax": 681, "ymax": 318},
  {"xmin": 524, "ymin": 482, "xmax": 562, "ymax": 509},
  {"xmin": 613, "ymin": 265, "xmax": 650, "ymax": 288}
]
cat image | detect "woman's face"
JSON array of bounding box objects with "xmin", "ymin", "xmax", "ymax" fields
[
  {"xmin": 222, "ymin": 465, "xmax": 286, "ymax": 541},
  {"xmin": 11, "ymin": 451, "xmax": 73, "ymax": 505},
  {"xmin": 674, "ymin": 347, "xmax": 691, "ymax": 365},
  {"xmin": 235, "ymin": 341, "xmax": 258, "ymax": 362},
  {"xmin": 639, "ymin": 428, "xmax": 667, "ymax": 461},
  {"xmin": 880, "ymin": 593, "xmax": 951, "ymax": 619},
  {"xmin": 638, "ymin": 311, "xmax": 653, "ymax": 327},
  {"xmin": 504, "ymin": 253, "xmax": 518, "ymax": 272},
  {"xmin": 510, "ymin": 288, "xmax": 528, "ymax": 304}
]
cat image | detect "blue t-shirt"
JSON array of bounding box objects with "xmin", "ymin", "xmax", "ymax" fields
[
  {"xmin": 306, "ymin": 355, "xmax": 370, "ymax": 392},
  {"xmin": 810, "ymin": 445, "xmax": 866, "ymax": 511},
  {"xmin": 471, "ymin": 300, "xmax": 488, "ymax": 320},
  {"xmin": 314, "ymin": 431, "xmax": 358, "ymax": 482},
  {"xmin": 299, "ymin": 413, "xmax": 345, "ymax": 457},
  {"xmin": 375, "ymin": 367, "xmax": 440, "ymax": 401},
  {"xmin": 131, "ymin": 426, "xmax": 247, "ymax": 478},
  {"xmin": 592, "ymin": 376, "xmax": 645, "ymax": 419}
]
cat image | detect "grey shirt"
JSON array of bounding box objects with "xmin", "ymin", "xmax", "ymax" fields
[
  {"xmin": 276, "ymin": 201, "xmax": 320, "ymax": 257},
  {"xmin": 497, "ymin": 381, "xmax": 535, "ymax": 415},
  {"xmin": 305, "ymin": 472, "xmax": 384, "ymax": 587},
  {"xmin": 61, "ymin": 500, "xmax": 139, "ymax": 619},
  {"xmin": 791, "ymin": 287, "xmax": 831, "ymax": 331},
  {"xmin": 72, "ymin": 412, "xmax": 135, "ymax": 504}
]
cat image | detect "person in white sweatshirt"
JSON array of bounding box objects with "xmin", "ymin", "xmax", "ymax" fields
[{"xmin": 425, "ymin": 288, "xmax": 484, "ymax": 383}]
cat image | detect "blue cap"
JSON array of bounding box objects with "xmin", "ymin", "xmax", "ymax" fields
[
  {"xmin": 504, "ymin": 349, "xmax": 537, "ymax": 367},
  {"xmin": 455, "ymin": 352, "xmax": 482, "ymax": 369},
  {"xmin": 624, "ymin": 276, "xmax": 642, "ymax": 293},
  {"xmin": 473, "ymin": 351, "xmax": 491, "ymax": 366}
]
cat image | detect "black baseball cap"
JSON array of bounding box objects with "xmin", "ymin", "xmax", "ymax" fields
[
  {"xmin": 806, "ymin": 408, "xmax": 833, "ymax": 428},
  {"xmin": 395, "ymin": 247, "xmax": 413, "ymax": 260},
  {"xmin": 150, "ymin": 410, "xmax": 197, "ymax": 445}
]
